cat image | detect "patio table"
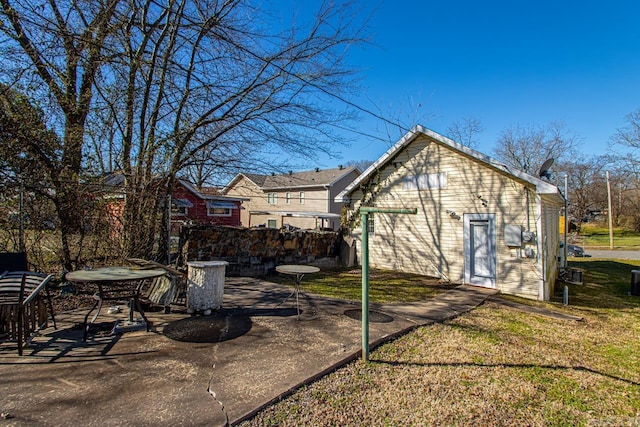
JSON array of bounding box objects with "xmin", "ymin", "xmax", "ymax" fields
[
  {"xmin": 65, "ymin": 266, "xmax": 166, "ymax": 341},
  {"xmin": 275, "ymin": 264, "xmax": 320, "ymax": 319}
]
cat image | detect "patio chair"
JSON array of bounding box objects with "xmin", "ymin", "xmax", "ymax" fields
[
  {"xmin": 0, "ymin": 251, "xmax": 28, "ymax": 273},
  {"xmin": 0, "ymin": 271, "xmax": 56, "ymax": 355},
  {"xmin": 127, "ymin": 258, "xmax": 186, "ymax": 313}
]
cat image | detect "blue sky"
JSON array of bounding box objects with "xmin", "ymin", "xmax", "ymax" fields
[{"xmin": 308, "ymin": 1, "xmax": 640, "ymax": 168}]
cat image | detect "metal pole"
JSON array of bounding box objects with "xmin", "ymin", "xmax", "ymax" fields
[
  {"xmin": 18, "ymin": 181, "xmax": 25, "ymax": 252},
  {"xmin": 606, "ymin": 171, "xmax": 614, "ymax": 249},
  {"xmin": 361, "ymin": 211, "xmax": 370, "ymax": 361},
  {"xmin": 359, "ymin": 207, "xmax": 417, "ymax": 361},
  {"xmin": 564, "ymin": 174, "xmax": 568, "ymax": 268},
  {"xmin": 167, "ymin": 194, "xmax": 172, "ymax": 265}
]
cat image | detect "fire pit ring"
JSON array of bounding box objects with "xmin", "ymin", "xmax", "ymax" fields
[
  {"xmin": 163, "ymin": 312, "xmax": 251, "ymax": 343},
  {"xmin": 344, "ymin": 309, "xmax": 394, "ymax": 323}
]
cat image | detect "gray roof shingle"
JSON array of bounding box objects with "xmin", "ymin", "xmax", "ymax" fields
[{"xmin": 244, "ymin": 166, "xmax": 357, "ymax": 189}]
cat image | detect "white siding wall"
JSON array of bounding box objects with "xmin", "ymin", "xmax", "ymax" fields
[{"xmin": 346, "ymin": 135, "xmax": 559, "ymax": 300}]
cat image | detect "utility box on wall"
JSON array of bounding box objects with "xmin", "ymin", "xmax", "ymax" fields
[
  {"xmin": 522, "ymin": 230, "xmax": 535, "ymax": 243},
  {"xmin": 505, "ymin": 225, "xmax": 522, "ymax": 247}
]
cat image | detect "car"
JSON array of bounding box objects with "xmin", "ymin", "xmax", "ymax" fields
[{"xmin": 567, "ymin": 244, "xmax": 584, "ymax": 257}]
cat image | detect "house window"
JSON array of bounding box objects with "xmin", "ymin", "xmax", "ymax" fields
[
  {"xmin": 286, "ymin": 192, "xmax": 291, "ymax": 205},
  {"xmin": 171, "ymin": 198, "xmax": 193, "ymax": 217},
  {"xmin": 299, "ymin": 191, "xmax": 305, "ymax": 204},
  {"xmin": 402, "ymin": 173, "xmax": 447, "ymax": 190},
  {"xmin": 206, "ymin": 201, "xmax": 236, "ymax": 216},
  {"xmin": 171, "ymin": 206, "xmax": 187, "ymax": 216},
  {"xmin": 207, "ymin": 207, "xmax": 231, "ymax": 217},
  {"xmin": 267, "ymin": 219, "xmax": 277, "ymax": 228},
  {"xmin": 268, "ymin": 193, "xmax": 277, "ymax": 205}
]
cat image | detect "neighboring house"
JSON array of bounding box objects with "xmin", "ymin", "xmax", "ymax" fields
[
  {"xmin": 335, "ymin": 125, "xmax": 564, "ymax": 301},
  {"xmin": 170, "ymin": 180, "xmax": 247, "ymax": 227},
  {"xmin": 222, "ymin": 166, "xmax": 360, "ymax": 230},
  {"xmin": 101, "ymin": 174, "xmax": 247, "ymax": 230}
]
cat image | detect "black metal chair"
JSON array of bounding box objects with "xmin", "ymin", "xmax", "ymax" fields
[
  {"xmin": 0, "ymin": 252, "xmax": 28, "ymax": 273},
  {"xmin": 0, "ymin": 271, "xmax": 56, "ymax": 355}
]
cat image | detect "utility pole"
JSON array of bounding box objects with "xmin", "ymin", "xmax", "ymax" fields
[{"xmin": 606, "ymin": 171, "xmax": 614, "ymax": 249}]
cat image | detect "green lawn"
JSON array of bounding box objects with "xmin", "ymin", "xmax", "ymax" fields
[
  {"xmin": 566, "ymin": 258, "xmax": 640, "ymax": 307},
  {"xmin": 242, "ymin": 259, "xmax": 640, "ymax": 426},
  {"xmin": 578, "ymin": 224, "xmax": 640, "ymax": 249},
  {"xmin": 270, "ymin": 267, "xmax": 457, "ymax": 303}
]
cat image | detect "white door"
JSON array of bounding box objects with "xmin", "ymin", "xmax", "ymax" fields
[{"xmin": 464, "ymin": 214, "xmax": 496, "ymax": 288}]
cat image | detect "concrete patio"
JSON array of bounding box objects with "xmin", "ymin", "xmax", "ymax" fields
[{"xmin": 0, "ymin": 278, "xmax": 497, "ymax": 426}]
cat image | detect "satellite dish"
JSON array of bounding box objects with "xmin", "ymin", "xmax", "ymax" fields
[{"xmin": 538, "ymin": 158, "xmax": 554, "ymax": 179}]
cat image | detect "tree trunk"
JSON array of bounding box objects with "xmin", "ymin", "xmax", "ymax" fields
[{"xmin": 55, "ymin": 186, "xmax": 81, "ymax": 271}]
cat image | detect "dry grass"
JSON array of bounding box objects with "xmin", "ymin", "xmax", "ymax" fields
[
  {"xmin": 270, "ymin": 267, "xmax": 457, "ymax": 303},
  {"xmin": 240, "ymin": 260, "xmax": 640, "ymax": 426}
]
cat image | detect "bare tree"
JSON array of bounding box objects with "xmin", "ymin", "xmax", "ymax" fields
[
  {"xmin": 446, "ymin": 116, "xmax": 484, "ymax": 149},
  {"xmin": 104, "ymin": 0, "xmax": 367, "ymax": 258},
  {"xmin": 611, "ymin": 108, "xmax": 640, "ymax": 177},
  {"xmin": 345, "ymin": 159, "xmax": 373, "ymax": 172},
  {"xmin": 610, "ymin": 108, "xmax": 640, "ymax": 230},
  {"xmin": 0, "ymin": 0, "xmax": 124, "ymax": 269},
  {"xmin": 493, "ymin": 121, "xmax": 579, "ymax": 176},
  {"xmin": 556, "ymin": 156, "xmax": 610, "ymax": 229},
  {"xmin": 1, "ymin": 0, "xmax": 368, "ymax": 264},
  {"xmin": 0, "ymin": 83, "xmax": 122, "ymax": 269},
  {"xmin": 0, "ymin": 83, "xmax": 60, "ymax": 256}
]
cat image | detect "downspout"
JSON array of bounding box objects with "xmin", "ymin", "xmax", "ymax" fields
[
  {"xmin": 525, "ymin": 187, "xmax": 531, "ymax": 230},
  {"xmin": 535, "ymin": 192, "xmax": 545, "ymax": 300}
]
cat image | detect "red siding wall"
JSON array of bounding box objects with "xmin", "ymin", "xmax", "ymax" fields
[{"xmin": 171, "ymin": 184, "xmax": 242, "ymax": 226}]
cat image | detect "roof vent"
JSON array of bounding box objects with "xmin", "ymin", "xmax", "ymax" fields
[
  {"xmin": 315, "ymin": 167, "xmax": 320, "ymax": 172},
  {"xmin": 271, "ymin": 172, "xmax": 275, "ymax": 176},
  {"xmin": 288, "ymin": 170, "xmax": 293, "ymax": 175},
  {"xmin": 338, "ymin": 164, "xmax": 343, "ymax": 170}
]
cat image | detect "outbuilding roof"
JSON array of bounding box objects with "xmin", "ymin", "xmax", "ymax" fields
[{"xmin": 335, "ymin": 125, "xmax": 564, "ymax": 205}]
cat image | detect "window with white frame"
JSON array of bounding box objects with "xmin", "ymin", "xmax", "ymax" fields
[
  {"xmin": 402, "ymin": 173, "xmax": 447, "ymax": 190},
  {"xmin": 170, "ymin": 199, "xmax": 192, "ymax": 216},
  {"xmin": 286, "ymin": 192, "xmax": 291, "ymax": 204},
  {"xmin": 206, "ymin": 200, "xmax": 235, "ymax": 216},
  {"xmin": 171, "ymin": 206, "xmax": 187, "ymax": 216},
  {"xmin": 267, "ymin": 193, "xmax": 278, "ymax": 204},
  {"xmin": 299, "ymin": 191, "xmax": 305, "ymax": 204},
  {"xmin": 207, "ymin": 207, "xmax": 231, "ymax": 216}
]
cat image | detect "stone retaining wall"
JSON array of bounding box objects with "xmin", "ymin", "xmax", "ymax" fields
[{"xmin": 179, "ymin": 225, "xmax": 343, "ymax": 276}]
